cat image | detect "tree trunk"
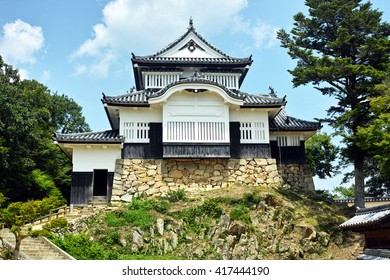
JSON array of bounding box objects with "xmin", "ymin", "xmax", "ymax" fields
[
  {"xmin": 12, "ymin": 232, "xmax": 21, "ymax": 260},
  {"xmin": 354, "ymin": 156, "xmax": 365, "ymax": 209}
]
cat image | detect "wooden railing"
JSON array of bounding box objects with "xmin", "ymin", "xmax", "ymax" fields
[
  {"xmin": 144, "ymin": 72, "xmax": 181, "ymax": 89},
  {"xmin": 31, "ymin": 205, "xmax": 69, "ymax": 225},
  {"xmin": 203, "ymin": 73, "xmax": 239, "ymax": 89},
  {"xmin": 165, "ymin": 121, "xmax": 228, "ymax": 142},
  {"xmin": 144, "ymin": 72, "xmax": 240, "ymax": 90}
]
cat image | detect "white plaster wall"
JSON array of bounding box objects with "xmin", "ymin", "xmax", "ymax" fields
[
  {"xmin": 164, "ymin": 91, "xmax": 228, "ymax": 122},
  {"xmin": 119, "ymin": 107, "xmax": 162, "ymax": 135},
  {"xmin": 72, "ymin": 145, "xmax": 122, "ymax": 172},
  {"xmin": 229, "ymin": 108, "xmax": 269, "ymax": 123}
]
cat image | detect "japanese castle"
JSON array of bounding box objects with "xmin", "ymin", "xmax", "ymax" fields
[{"xmin": 55, "ymin": 20, "xmax": 320, "ymax": 205}]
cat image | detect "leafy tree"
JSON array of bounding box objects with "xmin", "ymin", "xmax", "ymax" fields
[
  {"xmin": 277, "ymin": 0, "xmax": 390, "ymax": 208},
  {"xmin": 0, "ymin": 56, "xmax": 90, "ymax": 202},
  {"xmin": 0, "ymin": 196, "xmax": 62, "ymax": 259},
  {"xmin": 356, "ymin": 80, "xmax": 390, "ymax": 196},
  {"xmin": 332, "ymin": 185, "xmax": 355, "ymax": 199},
  {"xmin": 305, "ymin": 132, "xmax": 339, "ymax": 179}
]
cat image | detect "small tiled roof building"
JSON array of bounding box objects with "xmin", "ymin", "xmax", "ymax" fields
[
  {"xmin": 55, "ymin": 20, "xmax": 321, "ymax": 205},
  {"xmin": 340, "ymin": 204, "xmax": 390, "ymax": 260}
]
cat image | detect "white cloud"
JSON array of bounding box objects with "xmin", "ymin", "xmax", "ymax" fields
[
  {"xmin": 17, "ymin": 68, "xmax": 29, "ymax": 80},
  {"xmin": 70, "ymin": 0, "xmax": 249, "ymax": 77},
  {"xmin": 41, "ymin": 70, "xmax": 51, "ymax": 84},
  {"xmin": 0, "ymin": 19, "xmax": 45, "ymax": 64},
  {"xmin": 251, "ymin": 20, "xmax": 279, "ymax": 48},
  {"xmin": 232, "ymin": 16, "xmax": 279, "ymax": 49}
]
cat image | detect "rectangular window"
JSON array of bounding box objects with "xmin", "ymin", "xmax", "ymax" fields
[
  {"xmin": 240, "ymin": 122, "xmax": 267, "ymax": 143},
  {"xmin": 123, "ymin": 122, "xmax": 150, "ymax": 143},
  {"xmin": 277, "ymin": 136, "xmax": 300, "ymax": 147}
]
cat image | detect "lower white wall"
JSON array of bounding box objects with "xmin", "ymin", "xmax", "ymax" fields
[{"xmin": 72, "ymin": 144, "xmax": 122, "ymax": 172}]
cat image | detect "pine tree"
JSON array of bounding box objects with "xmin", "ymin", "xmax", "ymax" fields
[{"xmin": 277, "ymin": 0, "xmax": 390, "ymax": 208}]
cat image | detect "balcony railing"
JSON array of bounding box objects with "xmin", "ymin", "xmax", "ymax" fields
[
  {"xmin": 144, "ymin": 72, "xmax": 181, "ymax": 89},
  {"xmin": 144, "ymin": 72, "xmax": 240, "ymax": 90},
  {"xmin": 165, "ymin": 121, "xmax": 228, "ymax": 143}
]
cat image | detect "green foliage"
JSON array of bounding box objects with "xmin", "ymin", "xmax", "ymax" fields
[
  {"xmin": 105, "ymin": 212, "xmax": 126, "ymax": 227},
  {"xmin": 200, "ymin": 199, "xmax": 223, "ymax": 219},
  {"xmin": 229, "ymin": 205, "xmax": 251, "ymax": 223},
  {"xmin": 356, "ymin": 80, "xmax": 390, "ymax": 196},
  {"xmin": 277, "ymin": 0, "xmax": 390, "ymax": 207},
  {"xmin": 52, "ymin": 234, "xmax": 109, "ymax": 260},
  {"xmin": 305, "ymin": 133, "xmax": 339, "ymax": 179},
  {"xmin": 0, "ymin": 56, "xmax": 90, "ymax": 203},
  {"xmin": 332, "ymin": 186, "xmax": 355, "ymax": 199},
  {"xmin": 106, "ymin": 231, "xmax": 121, "ymax": 245},
  {"xmin": 0, "ymin": 196, "xmax": 63, "ymax": 259},
  {"xmin": 122, "ymin": 209, "xmax": 153, "ymax": 230},
  {"xmin": 166, "ymin": 189, "xmax": 187, "ymax": 202},
  {"xmin": 128, "ymin": 198, "xmax": 170, "ymax": 214},
  {"xmin": 242, "ymin": 192, "xmax": 261, "ymax": 207}
]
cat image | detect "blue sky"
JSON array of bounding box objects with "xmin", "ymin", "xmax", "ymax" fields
[{"xmin": 1, "ymin": 0, "xmax": 389, "ymax": 191}]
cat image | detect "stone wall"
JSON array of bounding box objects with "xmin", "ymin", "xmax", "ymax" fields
[
  {"xmin": 111, "ymin": 158, "xmax": 281, "ymax": 204},
  {"xmin": 278, "ymin": 164, "xmax": 315, "ymax": 192}
]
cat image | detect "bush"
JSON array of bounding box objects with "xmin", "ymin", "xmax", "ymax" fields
[
  {"xmin": 106, "ymin": 212, "xmax": 126, "ymax": 227},
  {"xmin": 229, "ymin": 205, "xmax": 251, "ymax": 223},
  {"xmin": 243, "ymin": 192, "xmax": 261, "ymax": 207},
  {"xmin": 122, "ymin": 209, "xmax": 154, "ymax": 230},
  {"xmin": 201, "ymin": 199, "xmax": 223, "ymax": 219},
  {"xmin": 166, "ymin": 189, "xmax": 187, "ymax": 202},
  {"xmin": 106, "ymin": 231, "xmax": 121, "ymax": 245},
  {"xmin": 51, "ymin": 234, "xmax": 109, "ymax": 260}
]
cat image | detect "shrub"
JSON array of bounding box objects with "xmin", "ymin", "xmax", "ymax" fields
[
  {"xmin": 229, "ymin": 205, "xmax": 251, "ymax": 223},
  {"xmin": 106, "ymin": 212, "xmax": 126, "ymax": 227},
  {"xmin": 106, "ymin": 231, "xmax": 121, "ymax": 245},
  {"xmin": 166, "ymin": 189, "xmax": 187, "ymax": 202},
  {"xmin": 122, "ymin": 209, "xmax": 154, "ymax": 230},
  {"xmin": 201, "ymin": 199, "xmax": 223, "ymax": 219}
]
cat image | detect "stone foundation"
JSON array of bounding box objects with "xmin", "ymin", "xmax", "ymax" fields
[
  {"xmin": 111, "ymin": 158, "xmax": 281, "ymax": 204},
  {"xmin": 278, "ymin": 164, "xmax": 315, "ymax": 191}
]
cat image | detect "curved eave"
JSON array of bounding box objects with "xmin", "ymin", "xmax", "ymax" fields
[{"xmin": 148, "ymin": 78, "xmax": 245, "ymax": 106}]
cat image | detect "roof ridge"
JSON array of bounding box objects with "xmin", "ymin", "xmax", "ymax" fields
[
  {"xmin": 133, "ymin": 21, "xmax": 251, "ymax": 61},
  {"xmin": 56, "ymin": 129, "xmax": 119, "ymax": 137}
]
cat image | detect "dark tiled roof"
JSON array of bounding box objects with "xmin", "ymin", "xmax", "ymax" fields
[
  {"xmin": 339, "ymin": 203, "xmax": 390, "ymax": 230},
  {"xmin": 132, "ymin": 25, "xmax": 252, "ymax": 65},
  {"xmin": 269, "ymin": 110, "xmax": 321, "ymax": 131},
  {"xmin": 102, "ymin": 78, "xmax": 286, "ymax": 107},
  {"xmin": 55, "ymin": 130, "xmax": 124, "ymax": 143},
  {"xmin": 335, "ymin": 196, "xmax": 390, "ymax": 204},
  {"xmin": 239, "ymin": 91, "xmax": 286, "ymax": 107},
  {"xmin": 103, "ymin": 90, "xmax": 152, "ymax": 105},
  {"xmin": 357, "ymin": 249, "xmax": 390, "ymax": 260}
]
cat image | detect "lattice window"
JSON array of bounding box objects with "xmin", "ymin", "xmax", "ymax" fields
[
  {"xmin": 166, "ymin": 121, "xmax": 227, "ymax": 142},
  {"xmin": 277, "ymin": 136, "xmax": 300, "ymax": 147},
  {"xmin": 123, "ymin": 122, "xmax": 150, "ymax": 143},
  {"xmin": 240, "ymin": 122, "xmax": 267, "ymax": 143}
]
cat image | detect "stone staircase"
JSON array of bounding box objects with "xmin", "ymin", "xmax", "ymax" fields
[
  {"xmin": 1, "ymin": 204, "xmax": 107, "ymax": 260},
  {"xmin": 0, "ymin": 228, "xmax": 75, "ymax": 260}
]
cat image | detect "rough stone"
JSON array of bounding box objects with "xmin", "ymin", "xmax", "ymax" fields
[
  {"xmin": 156, "ymin": 218, "xmax": 164, "ymax": 236},
  {"xmin": 132, "ymin": 229, "xmax": 144, "ymax": 252}
]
